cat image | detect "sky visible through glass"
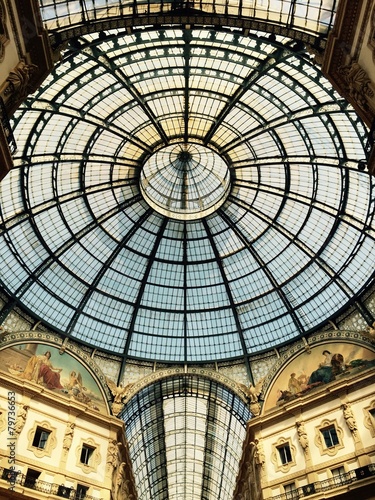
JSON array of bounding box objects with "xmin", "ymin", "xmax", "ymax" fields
[{"xmin": 1, "ymin": 7, "xmax": 374, "ymax": 365}]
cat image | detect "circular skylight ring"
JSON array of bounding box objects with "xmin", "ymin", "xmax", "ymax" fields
[{"xmin": 140, "ymin": 143, "xmax": 231, "ymax": 220}]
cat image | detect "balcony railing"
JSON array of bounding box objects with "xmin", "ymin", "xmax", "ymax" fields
[
  {"xmin": 266, "ymin": 464, "xmax": 375, "ymax": 500},
  {"xmin": 1, "ymin": 466, "xmax": 100, "ymax": 500}
]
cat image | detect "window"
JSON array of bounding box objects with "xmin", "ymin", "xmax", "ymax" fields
[
  {"xmin": 27, "ymin": 421, "xmax": 56, "ymax": 458},
  {"xmin": 315, "ymin": 419, "xmax": 343, "ymax": 457},
  {"xmin": 321, "ymin": 426, "xmax": 339, "ymax": 448},
  {"xmin": 277, "ymin": 443, "xmax": 292, "ymax": 465},
  {"xmin": 2, "ymin": 468, "xmax": 18, "ymax": 482},
  {"xmin": 284, "ymin": 482, "xmax": 298, "ymax": 499},
  {"xmin": 363, "ymin": 405, "xmax": 375, "ymax": 437},
  {"xmin": 80, "ymin": 445, "xmax": 95, "ymax": 465},
  {"xmin": 76, "ymin": 484, "xmax": 89, "ymax": 499},
  {"xmin": 272, "ymin": 438, "xmax": 296, "ymax": 472},
  {"xmin": 32, "ymin": 427, "xmax": 51, "ymax": 449},
  {"xmin": 77, "ymin": 438, "xmax": 100, "ymax": 473},
  {"xmin": 24, "ymin": 469, "xmax": 40, "ymax": 489},
  {"xmin": 331, "ymin": 466, "xmax": 346, "ymax": 486},
  {"xmin": 57, "ymin": 485, "xmax": 72, "ymax": 498}
]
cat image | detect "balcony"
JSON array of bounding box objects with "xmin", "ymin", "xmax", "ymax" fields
[
  {"xmin": 1, "ymin": 466, "xmax": 100, "ymax": 500},
  {"xmin": 266, "ymin": 464, "xmax": 375, "ymax": 500}
]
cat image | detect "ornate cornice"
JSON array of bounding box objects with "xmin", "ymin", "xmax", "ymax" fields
[{"xmin": 122, "ymin": 365, "xmax": 249, "ymax": 404}]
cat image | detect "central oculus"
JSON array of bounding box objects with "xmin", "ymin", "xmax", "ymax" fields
[{"xmin": 140, "ymin": 143, "xmax": 231, "ymax": 220}]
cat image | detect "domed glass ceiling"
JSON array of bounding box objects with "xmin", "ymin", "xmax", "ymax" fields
[
  {"xmin": 1, "ymin": 5, "xmax": 375, "ymax": 364},
  {"xmin": 140, "ymin": 143, "xmax": 231, "ymax": 220}
]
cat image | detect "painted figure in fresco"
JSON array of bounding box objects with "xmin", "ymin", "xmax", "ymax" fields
[
  {"xmin": 307, "ymin": 350, "xmax": 344, "ymax": 386},
  {"xmin": 288, "ymin": 373, "xmax": 303, "ymax": 395},
  {"xmin": 67, "ymin": 370, "xmax": 84, "ymax": 391},
  {"xmin": 320, "ymin": 350, "xmax": 332, "ymax": 366},
  {"xmin": 275, "ymin": 345, "xmax": 375, "ymax": 408},
  {"xmin": 19, "ymin": 351, "xmax": 63, "ymax": 390}
]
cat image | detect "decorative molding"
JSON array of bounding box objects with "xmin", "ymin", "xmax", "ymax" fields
[
  {"xmin": 370, "ymin": 2, "xmax": 375, "ymax": 62},
  {"xmin": 322, "ymin": 0, "xmax": 362, "ymax": 71},
  {"xmin": 76, "ymin": 437, "xmax": 102, "ymax": 474},
  {"xmin": 3, "ymin": 0, "xmax": 22, "ymax": 59},
  {"xmin": 121, "ymin": 365, "xmax": 249, "ymax": 405},
  {"xmin": 338, "ymin": 60, "xmax": 375, "ymax": 112},
  {"xmin": 314, "ymin": 419, "xmax": 344, "ymax": 457},
  {"xmin": 27, "ymin": 420, "xmax": 57, "ymax": 458},
  {"xmin": 321, "ymin": 0, "xmax": 375, "ymax": 128},
  {"xmin": 0, "ymin": 0, "xmax": 9, "ymax": 62},
  {"xmin": 363, "ymin": 399, "xmax": 375, "ymax": 437},
  {"xmin": 0, "ymin": 407, "xmax": 5, "ymax": 433},
  {"xmin": 362, "ymin": 0, "xmax": 375, "ymax": 60},
  {"xmin": 271, "ymin": 437, "xmax": 296, "ymax": 474}
]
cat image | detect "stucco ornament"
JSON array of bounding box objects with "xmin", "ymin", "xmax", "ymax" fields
[
  {"xmin": 342, "ymin": 403, "xmax": 357, "ymax": 435},
  {"xmin": 296, "ymin": 420, "xmax": 309, "ymax": 453},
  {"xmin": 14, "ymin": 404, "xmax": 28, "ymax": 436},
  {"xmin": 339, "ymin": 60, "xmax": 374, "ymax": 111},
  {"xmin": 106, "ymin": 378, "xmax": 133, "ymax": 416},
  {"xmin": 2, "ymin": 60, "xmax": 37, "ymax": 101},
  {"xmin": 238, "ymin": 377, "xmax": 265, "ymax": 416}
]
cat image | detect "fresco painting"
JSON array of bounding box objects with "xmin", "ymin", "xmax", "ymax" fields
[
  {"xmin": 264, "ymin": 342, "xmax": 375, "ymax": 411},
  {"xmin": 0, "ymin": 343, "xmax": 107, "ymax": 413}
]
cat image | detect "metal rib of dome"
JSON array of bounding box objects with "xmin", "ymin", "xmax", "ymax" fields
[{"xmin": 1, "ymin": 25, "xmax": 375, "ymax": 363}]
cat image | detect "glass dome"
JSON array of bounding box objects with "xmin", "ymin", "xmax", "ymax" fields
[
  {"xmin": 1, "ymin": 20, "xmax": 375, "ymax": 363},
  {"xmin": 140, "ymin": 143, "xmax": 231, "ymax": 220}
]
